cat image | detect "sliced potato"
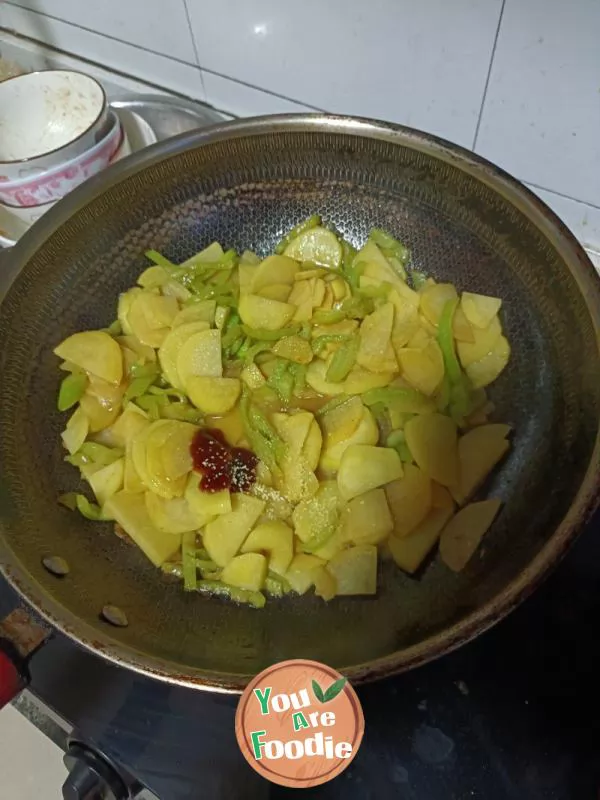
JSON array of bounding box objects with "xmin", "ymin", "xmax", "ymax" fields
[
  {"xmin": 238, "ymin": 294, "xmax": 295, "ymax": 330},
  {"xmin": 185, "ymin": 472, "xmax": 231, "ymax": 525},
  {"xmin": 419, "ymin": 283, "xmax": 458, "ymax": 326},
  {"xmin": 221, "ymin": 553, "xmax": 267, "ymax": 591},
  {"xmin": 159, "ymin": 421, "xmax": 196, "ymax": 479},
  {"xmin": 128, "ymin": 292, "xmax": 179, "ymax": 347},
  {"xmin": 389, "ymin": 288, "xmax": 420, "ymax": 349},
  {"xmin": 102, "ymin": 403, "xmax": 149, "ymax": 449},
  {"xmin": 385, "ymin": 463, "xmax": 432, "ymax": 537},
  {"xmin": 283, "ymin": 226, "xmax": 342, "ymax": 269},
  {"xmin": 341, "ymin": 488, "xmax": 394, "ymax": 545},
  {"xmin": 86, "ymin": 374, "xmax": 125, "ymax": 408},
  {"xmin": 388, "ymin": 504, "xmax": 453, "ymax": 574},
  {"xmin": 79, "ymin": 394, "xmax": 120, "ymax": 433},
  {"xmin": 241, "ymin": 362, "xmax": 266, "ymax": 390},
  {"xmin": 457, "ymin": 316, "xmax": 501, "ymax": 367},
  {"xmin": 356, "ymin": 303, "xmax": 398, "ymax": 373},
  {"xmin": 452, "ymin": 305, "xmax": 475, "ymax": 343},
  {"xmin": 87, "ymin": 458, "xmax": 124, "ymax": 506},
  {"xmin": 172, "ymin": 300, "xmax": 216, "ymax": 328},
  {"xmin": 251, "ymin": 254, "xmax": 299, "ymax": 292},
  {"xmin": 259, "ymin": 283, "xmax": 292, "ymax": 302},
  {"xmin": 313, "ymin": 567, "xmax": 337, "ymax": 601},
  {"xmin": 320, "ymin": 395, "xmax": 364, "ymax": 449},
  {"xmin": 292, "ymin": 481, "xmax": 340, "ymax": 544},
  {"xmin": 177, "ymin": 329, "xmax": 223, "ymax": 388},
  {"xmin": 397, "ymin": 339, "xmax": 444, "ymax": 396},
  {"xmin": 404, "ymin": 413, "xmax": 458, "ymax": 487},
  {"xmin": 326, "ymin": 545, "xmax": 377, "ymax": 595},
  {"xmin": 54, "ymin": 331, "xmax": 123, "ymax": 386},
  {"xmin": 272, "ymin": 335, "xmax": 313, "ymax": 364},
  {"xmin": 451, "ymin": 424, "xmax": 511, "ymax": 504},
  {"xmin": 337, "ymin": 445, "xmax": 403, "ymax": 501},
  {"xmin": 124, "ymin": 442, "xmax": 145, "ymax": 493},
  {"xmin": 241, "ymin": 520, "xmax": 294, "ymax": 576},
  {"xmin": 158, "ymin": 321, "xmax": 210, "ymax": 389},
  {"xmin": 439, "ymin": 498, "xmax": 502, "ymax": 571},
  {"xmin": 461, "ymin": 292, "xmax": 502, "ymax": 329},
  {"xmin": 104, "ymin": 491, "xmax": 182, "ymax": 567},
  {"xmin": 465, "ymin": 335, "xmax": 510, "ymax": 389},
  {"xmin": 202, "ymin": 494, "xmax": 265, "ymax": 566},
  {"xmin": 61, "ymin": 406, "xmax": 89, "ymax": 455},
  {"xmin": 320, "ymin": 407, "xmax": 379, "ymax": 474},
  {"xmin": 285, "ymin": 554, "xmax": 326, "ymax": 595},
  {"xmin": 145, "ymin": 491, "xmax": 203, "ymax": 534},
  {"xmin": 302, "ymin": 419, "xmax": 323, "ymax": 471},
  {"xmin": 306, "ymin": 358, "xmax": 393, "ymax": 397},
  {"xmin": 186, "ymin": 376, "xmax": 241, "ymax": 414}
]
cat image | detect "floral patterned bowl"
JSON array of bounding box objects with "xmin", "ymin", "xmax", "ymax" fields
[{"xmin": 0, "ymin": 112, "xmax": 122, "ymax": 209}]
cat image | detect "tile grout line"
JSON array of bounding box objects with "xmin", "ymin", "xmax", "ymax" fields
[
  {"xmin": 3, "ymin": 1, "xmax": 321, "ymax": 110},
  {"xmin": 472, "ymin": 0, "xmax": 506, "ymax": 151},
  {"xmin": 181, "ymin": 0, "xmax": 206, "ymax": 98},
  {"xmin": 526, "ymin": 181, "xmax": 600, "ymax": 212}
]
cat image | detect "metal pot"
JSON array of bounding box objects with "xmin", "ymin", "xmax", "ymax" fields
[{"xmin": 0, "ymin": 114, "xmax": 598, "ymax": 696}]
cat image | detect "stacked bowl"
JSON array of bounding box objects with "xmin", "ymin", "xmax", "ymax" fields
[{"xmin": 0, "ymin": 70, "xmax": 129, "ymax": 244}]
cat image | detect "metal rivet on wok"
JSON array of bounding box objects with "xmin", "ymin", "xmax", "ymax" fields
[
  {"xmin": 42, "ymin": 556, "xmax": 70, "ymax": 577},
  {"xmin": 101, "ymin": 605, "xmax": 129, "ymax": 628}
]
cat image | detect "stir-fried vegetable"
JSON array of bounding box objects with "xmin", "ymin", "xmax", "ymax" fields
[{"xmin": 54, "ymin": 220, "xmax": 512, "ymax": 606}]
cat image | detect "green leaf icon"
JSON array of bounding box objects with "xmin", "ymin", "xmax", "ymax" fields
[
  {"xmin": 312, "ymin": 679, "xmax": 325, "ymax": 703},
  {"xmin": 323, "ymin": 677, "xmax": 347, "ymax": 702}
]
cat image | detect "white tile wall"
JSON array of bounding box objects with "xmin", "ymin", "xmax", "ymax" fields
[
  {"xmin": 0, "ymin": 0, "xmax": 599, "ymax": 236},
  {"xmin": 475, "ymin": 0, "xmax": 600, "ymax": 209},
  {"xmin": 187, "ymin": 0, "xmax": 504, "ymax": 148}
]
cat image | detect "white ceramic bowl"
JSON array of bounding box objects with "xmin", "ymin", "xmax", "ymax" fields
[
  {"xmin": 0, "ymin": 112, "xmax": 122, "ymax": 209},
  {"xmin": 0, "ymin": 70, "xmax": 109, "ymax": 181}
]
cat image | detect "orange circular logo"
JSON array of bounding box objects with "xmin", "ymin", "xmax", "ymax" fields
[{"xmin": 235, "ymin": 659, "xmax": 364, "ymax": 788}]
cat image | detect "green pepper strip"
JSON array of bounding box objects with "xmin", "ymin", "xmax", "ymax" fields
[
  {"xmin": 311, "ymin": 334, "xmax": 350, "ymax": 355},
  {"xmin": 274, "ymin": 214, "xmax": 321, "ymax": 254},
  {"xmin": 362, "ymin": 386, "xmax": 432, "ymax": 413},
  {"xmin": 243, "ymin": 341, "xmax": 272, "ymax": 364},
  {"xmin": 326, "ymin": 337, "xmax": 359, "ymax": 382},
  {"xmin": 145, "ymin": 249, "xmax": 178, "ymax": 269},
  {"xmin": 57, "ymin": 372, "xmax": 87, "ymax": 411},
  {"xmin": 124, "ymin": 375, "xmax": 157, "ymax": 402},
  {"xmin": 182, "ymin": 532, "xmax": 197, "ymax": 591},
  {"xmin": 316, "ymin": 394, "xmax": 351, "ymax": 417},
  {"xmin": 195, "ymin": 579, "xmax": 266, "ymax": 608},
  {"xmin": 160, "ymin": 403, "xmax": 204, "ymax": 424},
  {"xmin": 104, "ymin": 320, "xmax": 122, "ymax": 336},
  {"xmin": 58, "ymin": 493, "xmax": 109, "ymax": 521},
  {"xmin": 130, "ymin": 362, "xmax": 160, "ymax": 380},
  {"xmin": 242, "ymin": 324, "xmax": 300, "ymax": 341},
  {"xmin": 410, "ymin": 270, "xmax": 429, "ymax": 291},
  {"xmin": 79, "ymin": 442, "xmax": 124, "ymax": 465},
  {"xmin": 438, "ymin": 299, "xmax": 473, "ymax": 421},
  {"xmin": 240, "ymin": 390, "xmax": 283, "ymax": 476},
  {"xmin": 369, "ymin": 228, "xmax": 410, "ymax": 266}
]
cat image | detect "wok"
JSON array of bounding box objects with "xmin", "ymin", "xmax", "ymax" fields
[{"xmin": 0, "ymin": 114, "xmax": 599, "ymax": 694}]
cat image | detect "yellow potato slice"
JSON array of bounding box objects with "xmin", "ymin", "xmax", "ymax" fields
[
  {"xmin": 465, "ymin": 335, "xmax": 511, "ymax": 389},
  {"xmin": 258, "ymin": 283, "xmax": 292, "ymax": 302},
  {"xmin": 186, "ymin": 376, "xmax": 241, "ymax": 414},
  {"xmin": 185, "ymin": 473, "xmax": 231, "ymax": 526},
  {"xmin": 385, "ymin": 463, "xmax": 432, "ymax": 537},
  {"xmin": 337, "ymin": 444, "xmax": 403, "ymax": 501},
  {"xmin": 158, "ymin": 321, "xmax": 210, "ymax": 389},
  {"xmin": 341, "ymin": 488, "xmax": 394, "ymax": 545},
  {"xmin": 88, "ymin": 458, "xmax": 124, "ymax": 507},
  {"xmin": 285, "ymin": 554, "xmax": 326, "ymax": 595},
  {"xmin": 160, "ymin": 421, "xmax": 196, "ymax": 479},
  {"xmin": 203, "ymin": 494, "xmax": 265, "ymax": 566},
  {"xmin": 145, "ymin": 491, "xmax": 202, "ymax": 534},
  {"xmin": 86, "ymin": 374, "xmax": 125, "ymax": 408},
  {"xmin": 241, "ymin": 520, "xmax": 294, "ymax": 576},
  {"xmin": 451, "ymin": 424, "xmax": 511, "ymax": 504},
  {"xmin": 457, "ymin": 316, "xmax": 501, "ymax": 367},
  {"xmin": 250, "ymin": 254, "xmax": 299, "ymax": 292},
  {"xmin": 177, "ymin": 329, "xmax": 223, "ymax": 388},
  {"xmin": 238, "ymin": 294, "xmax": 295, "ymax": 330},
  {"xmin": 102, "ymin": 403, "xmax": 149, "ymax": 449},
  {"xmin": 452, "ymin": 305, "xmax": 475, "ymax": 343},
  {"xmin": 319, "ymin": 407, "xmax": 379, "ymax": 474},
  {"xmin": 240, "ymin": 362, "xmax": 266, "ymax": 390},
  {"xmin": 397, "ymin": 339, "xmax": 444, "ymax": 396},
  {"xmin": 221, "ymin": 553, "xmax": 268, "ymax": 591},
  {"xmin": 54, "ymin": 331, "xmax": 123, "ymax": 386},
  {"xmin": 171, "ymin": 300, "xmax": 216, "ymax": 328},
  {"xmin": 272, "ymin": 335, "xmax": 313, "ymax": 364},
  {"xmin": 419, "ymin": 283, "xmax": 458, "ymax": 326},
  {"xmin": 357, "ymin": 303, "xmax": 398, "ymax": 373},
  {"xmin": 404, "ymin": 413, "xmax": 459, "ymax": 487},
  {"xmin": 388, "ymin": 504, "xmax": 454, "ymax": 574},
  {"xmin": 128, "ymin": 293, "xmax": 179, "ymax": 348},
  {"xmin": 461, "ymin": 292, "xmax": 502, "ymax": 329},
  {"xmin": 283, "ymin": 226, "xmax": 342, "ymax": 269},
  {"xmin": 79, "ymin": 394, "xmax": 120, "ymax": 433},
  {"xmin": 320, "ymin": 395, "xmax": 364, "ymax": 449},
  {"xmin": 104, "ymin": 491, "xmax": 182, "ymax": 567},
  {"xmin": 326, "ymin": 545, "xmax": 377, "ymax": 595},
  {"xmin": 439, "ymin": 498, "xmax": 502, "ymax": 571},
  {"xmin": 313, "ymin": 567, "xmax": 337, "ymax": 601}
]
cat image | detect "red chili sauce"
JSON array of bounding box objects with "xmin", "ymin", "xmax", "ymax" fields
[{"xmin": 190, "ymin": 428, "xmax": 257, "ymax": 493}]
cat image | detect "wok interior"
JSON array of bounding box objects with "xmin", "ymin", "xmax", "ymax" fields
[{"xmin": 0, "ymin": 127, "xmax": 598, "ymax": 687}]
